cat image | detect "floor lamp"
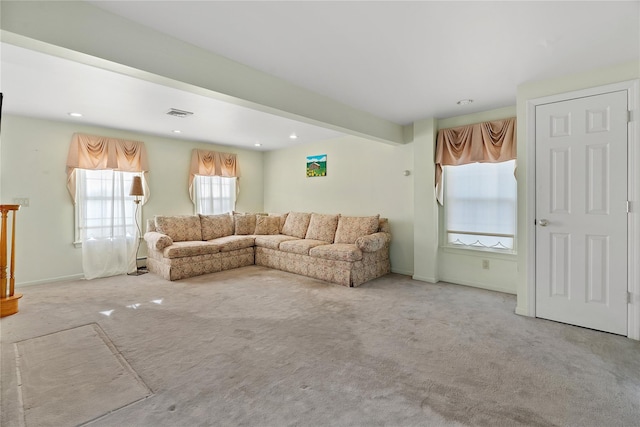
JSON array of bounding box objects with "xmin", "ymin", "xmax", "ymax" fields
[{"xmin": 128, "ymin": 175, "xmax": 148, "ymax": 276}]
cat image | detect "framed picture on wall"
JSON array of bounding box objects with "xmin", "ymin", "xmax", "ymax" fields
[{"xmin": 306, "ymin": 154, "xmax": 327, "ymax": 177}]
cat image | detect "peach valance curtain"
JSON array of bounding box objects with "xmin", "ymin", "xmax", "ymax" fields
[
  {"xmin": 66, "ymin": 133, "xmax": 150, "ymax": 203},
  {"xmin": 189, "ymin": 149, "xmax": 238, "ymax": 202},
  {"xmin": 435, "ymin": 117, "xmax": 516, "ymax": 203}
]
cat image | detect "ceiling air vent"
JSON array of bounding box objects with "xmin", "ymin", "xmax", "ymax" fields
[{"xmin": 166, "ymin": 108, "xmax": 194, "ymax": 118}]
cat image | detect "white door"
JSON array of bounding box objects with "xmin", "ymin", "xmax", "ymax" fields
[{"xmin": 535, "ymin": 90, "xmax": 628, "ymax": 335}]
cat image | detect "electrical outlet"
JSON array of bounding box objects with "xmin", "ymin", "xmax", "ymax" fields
[
  {"xmin": 12, "ymin": 198, "xmax": 29, "ymax": 207},
  {"xmin": 482, "ymin": 259, "xmax": 490, "ymax": 270}
]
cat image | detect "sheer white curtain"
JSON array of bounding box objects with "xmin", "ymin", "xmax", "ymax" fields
[
  {"xmin": 194, "ymin": 175, "xmax": 236, "ymax": 215},
  {"xmin": 76, "ymin": 169, "xmax": 137, "ymax": 279}
]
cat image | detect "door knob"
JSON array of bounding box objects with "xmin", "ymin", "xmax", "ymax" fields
[{"xmin": 538, "ymin": 219, "xmax": 549, "ymax": 227}]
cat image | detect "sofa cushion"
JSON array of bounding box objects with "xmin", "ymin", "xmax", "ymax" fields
[
  {"xmin": 254, "ymin": 215, "xmax": 280, "ymax": 235},
  {"xmin": 269, "ymin": 212, "xmax": 289, "ymax": 233},
  {"xmin": 279, "ymin": 239, "xmax": 328, "ymax": 255},
  {"xmin": 378, "ymin": 218, "xmax": 390, "ymax": 234},
  {"xmin": 254, "ymin": 235, "xmax": 299, "ymax": 250},
  {"xmin": 146, "ymin": 219, "xmax": 157, "ymax": 233},
  {"xmin": 234, "ymin": 214, "xmax": 257, "ymax": 235},
  {"xmin": 281, "ymin": 212, "xmax": 312, "ymax": 238},
  {"xmin": 305, "ymin": 213, "xmax": 340, "ymax": 243},
  {"xmin": 210, "ymin": 235, "xmax": 256, "ymax": 252},
  {"xmin": 163, "ymin": 241, "xmax": 221, "ymax": 259},
  {"xmin": 155, "ymin": 215, "xmax": 203, "ymax": 242},
  {"xmin": 333, "ymin": 215, "xmax": 380, "ymax": 244},
  {"xmin": 309, "ymin": 243, "xmax": 363, "ymax": 262},
  {"xmin": 200, "ymin": 213, "xmax": 234, "ymax": 240}
]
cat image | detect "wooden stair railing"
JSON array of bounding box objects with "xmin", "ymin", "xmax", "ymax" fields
[{"xmin": 0, "ymin": 205, "xmax": 22, "ymax": 317}]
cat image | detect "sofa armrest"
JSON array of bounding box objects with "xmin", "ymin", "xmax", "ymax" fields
[
  {"xmin": 144, "ymin": 231, "xmax": 173, "ymax": 251},
  {"xmin": 355, "ymin": 232, "xmax": 390, "ymax": 252}
]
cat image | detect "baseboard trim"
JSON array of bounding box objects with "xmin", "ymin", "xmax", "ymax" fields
[
  {"xmin": 438, "ymin": 277, "xmax": 516, "ymax": 295},
  {"xmin": 17, "ymin": 274, "xmax": 84, "ymax": 287},
  {"xmin": 412, "ymin": 275, "xmax": 439, "ymax": 283},
  {"xmin": 390, "ymin": 268, "xmax": 413, "ymax": 276},
  {"xmin": 515, "ymin": 305, "xmax": 532, "ymax": 317}
]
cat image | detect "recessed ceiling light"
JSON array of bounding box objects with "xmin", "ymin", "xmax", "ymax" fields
[
  {"xmin": 172, "ymin": 130, "xmax": 182, "ymax": 133},
  {"xmin": 68, "ymin": 112, "xmax": 83, "ymax": 117},
  {"xmin": 456, "ymin": 99, "xmax": 473, "ymax": 105},
  {"xmin": 289, "ymin": 133, "xmax": 298, "ymax": 140},
  {"xmin": 254, "ymin": 143, "xmax": 262, "ymax": 147}
]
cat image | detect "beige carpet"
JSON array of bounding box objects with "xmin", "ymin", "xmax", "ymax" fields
[
  {"xmin": 1, "ymin": 266, "xmax": 639, "ymax": 426},
  {"xmin": 15, "ymin": 323, "xmax": 151, "ymax": 427}
]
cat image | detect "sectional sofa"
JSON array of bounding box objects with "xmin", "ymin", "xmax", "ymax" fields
[{"xmin": 144, "ymin": 212, "xmax": 391, "ymax": 287}]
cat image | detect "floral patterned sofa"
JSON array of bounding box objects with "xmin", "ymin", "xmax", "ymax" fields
[{"xmin": 144, "ymin": 212, "xmax": 391, "ymax": 287}]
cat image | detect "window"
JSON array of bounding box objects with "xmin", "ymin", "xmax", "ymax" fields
[
  {"xmin": 193, "ymin": 175, "xmax": 236, "ymax": 215},
  {"xmin": 443, "ymin": 159, "xmax": 516, "ymax": 252},
  {"xmin": 75, "ymin": 169, "xmax": 139, "ymax": 244}
]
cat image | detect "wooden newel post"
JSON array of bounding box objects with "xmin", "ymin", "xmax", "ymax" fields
[{"xmin": 0, "ymin": 204, "xmax": 22, "ymax": 317}]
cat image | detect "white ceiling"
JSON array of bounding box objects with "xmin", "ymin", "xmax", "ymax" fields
[
  {"xmin": 0, "ymin": 43, "xmax": 345, "ymax": 151},
  {"xmin": 2, "ymin": 1, "xmax": 639, "ymax": 150}
]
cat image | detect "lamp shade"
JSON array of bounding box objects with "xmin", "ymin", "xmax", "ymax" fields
[{"xmin": 129, "ymin": 176, "xmax": 144, "ymax": 197}]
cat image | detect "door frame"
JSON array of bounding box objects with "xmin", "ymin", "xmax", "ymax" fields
[{"xmin": 526, "ymin": 80, "xmax": 640, "ymax": 340}]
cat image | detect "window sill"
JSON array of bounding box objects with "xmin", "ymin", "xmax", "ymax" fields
[
  {"xmin": 442, "ymin": 245, "xmax": 517, "ymax": 260},
  {"xmin": 73, "ymin": 236, "xmax": 143, "ymax": 248}
]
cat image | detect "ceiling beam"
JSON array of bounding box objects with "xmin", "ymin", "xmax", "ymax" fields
[{"xmin": 1, "ymin": 1, "xmax": 409, "ymax": 145}]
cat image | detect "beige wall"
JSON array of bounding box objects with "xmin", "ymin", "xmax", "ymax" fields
[
  {"xmin": 263, "ymin": 135, "xmax": 414, "ymax": 275},
  {"xmin": 0, "ymin": 114, "xmax": 264, "ymax": 285}
]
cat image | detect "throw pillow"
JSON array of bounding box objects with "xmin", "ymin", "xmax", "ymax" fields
[
  {"xmin": 254, "ymin": 215, "xmax": 281, "ymax": 235},
  {"xmin": 333, "ymin": 215, "xmax": 380, "ymax": 244},
  {"xmin": 281, "ymin": 212, "xmax": 312, "ymax": 238},
  {"xmin": 199, "ymin": 213, "xmax": 234, "ymax": 240},
  {"xmin": 305, "ymin": 213, "xmax": 340, "ymax": 243},
  {"xmin": 155, "ymin": 215, "xmax": 202, "ymax": 242},
  {"xmin": 234, "ymin": 213, "xmax": 257, "ymax": 235},
  {"xmin": 269, "ymin": 212, "xmax": 289, "ymax": 233}
]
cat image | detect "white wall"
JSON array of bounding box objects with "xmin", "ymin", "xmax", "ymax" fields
[
  {"xmin": 263, "ymin": 135, "xmax": 414, "ymax": 275},
  {"xmin": 412, "ymin": 118, "xmax": 439, "ymax": 283},
  {"xmin": 0, "ymin": 114, "xmax": 264, "ymax": 286}
]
